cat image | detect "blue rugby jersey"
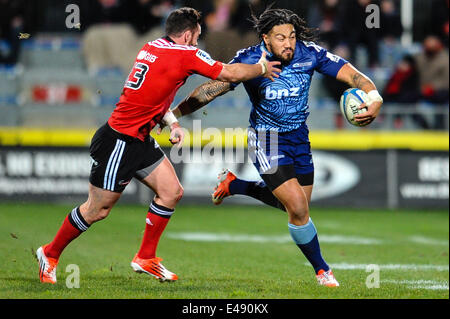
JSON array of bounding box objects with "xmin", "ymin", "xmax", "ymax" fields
[{"xmin": 229, "ymin": 41, "xmax": 348, "ymax": 132}]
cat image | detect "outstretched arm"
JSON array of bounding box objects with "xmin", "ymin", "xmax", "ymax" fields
[
  {"xmin": 157, "ymin": 80, "xmax": 233, "ymax": 137},
  {"xmin": 164, "ymin": 52, "xmax": 280, "ymax": 124},
  {"xmin": 216, "ymin": 51, "xmax": 281, "ymax": 83},
  {"xmin": 172, "ymin": 80, "xmax": 233, "ymax": 118},
  {"xmin": 336, "ymin": 63, "xmax": 383, "ymax": 126}
]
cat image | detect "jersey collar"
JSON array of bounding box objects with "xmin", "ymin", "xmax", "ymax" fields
[
  {"xmin": 164, "ymin": 36, "xmax": 175, "ymax": 43},
  {"xmin": 260, "ymin": 41, "xmax": 273, "ymax": 58}
]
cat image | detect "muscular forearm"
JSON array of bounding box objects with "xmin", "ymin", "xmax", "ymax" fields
[
  {"xmin": 173, "ymin": 80, "xmax": 232, "ymax": 117},
  {"xmin": 216, "ymin": 63, "xmax": 264, "ymax": 83},
  {"xmin": 349, "ymin": 71, "xmax": 376, "ymax": 93},
  {"xmin": 338, "ymin": 63, "xmax": 377, "ymax": 93}
]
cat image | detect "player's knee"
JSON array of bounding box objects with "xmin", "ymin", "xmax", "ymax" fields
[
  {"xmin": 98, "ymin": 207, "xmax": 112, "ymax": 220},
  {"xmin": 90, "ymin": 206, "xmax": 112, "ymax": 222},
  {"xmin": 284, "ymin": 198, "xmax": 308, "ymax": 219},
  {"xmin": 168, "ymin": 183, "xmax": 184, "ymax": 205},
  {"xmin": 158, "ymin": 183, "xmax": 183, "ymax": 207},
  {"xmin": 174, "ymin": 184, "xmax": 184, "ymax": 203}
]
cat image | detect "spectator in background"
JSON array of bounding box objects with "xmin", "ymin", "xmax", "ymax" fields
[
  {"xmin": 378, "ymin": 0, "xmax": 403, "ymax": 68},
  {"xmin": 202, "ymin": 0, "xmax": 265, "ymax": 62},
  {"xmin": 202, "ymin": 0, "xmax": 241, "ymax": 62},
  {"xmin": 82, "ymin": 0, "xmax": 135, "ymax": 73},
  {"xmin": 82, "ymin": 0, "xmax": 175, "ymax": 74},
  {"xmin": 0, "ymin": 0, "xmax": 27, "ymax": 65},
  {"xmin": 415, "ymin": 35, "xmax": 449, "ymax": 129},
  {"xmin": 129, "ymin": 0, "xmax": 174, "ymax": 36},
  {"xmin": 308, "ymin": 0, "xmax": 341, "ymax": 50},
  {"xmin": 231, "ymin": 0, "xmax": 266, "ymax": 45},
  {"xmin": 337, "ymin": 0, "xmax": 379, "ymax": 68},
  {"xmin": 416, "ymin": 36, "xmax": 449, "ymax": 104},
  {"xmin": 382, "ymin": 55, "xmax": 429, "ymax": 129},
  {"xmin": 83, "ymin": 0, "xmax": 127, "ymax": 28},
  {"xmin": 379, "ymin": 0, "xmax": 402, "ymax": 40},
  {"xmin": 430, "ymin": 0, "xmax": 449, "ymax": 46},
  {"xmin": 204, "ymin": 0, "xmax": 237, "ymax": 32}
]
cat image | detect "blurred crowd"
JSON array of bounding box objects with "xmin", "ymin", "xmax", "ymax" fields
[
  {"xmin": 307, "ymin": 0, "xmax": 448, "ymax": 129},
  {"xmin": 0, "ymin": 0, "xmax": 448, "ymax": 129},
  {"xmin": 80, "ymin": 0, "xmax": 176, "ymax": 73},
  {"xmin": 0, "ymin": 0, "xmax": 33, "ymax": 64}
]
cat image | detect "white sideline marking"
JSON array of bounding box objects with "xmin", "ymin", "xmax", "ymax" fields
[
  {"xmin": 316, "ymin": 263, "xmax": 449, "ymax": 272},
  {"xmin": 166, "ymin": 232, "xmax": 447, "ymax": 247},
  {"xmin": 167, "ymin": 232, "xmax": 290, "ymax": 243},
  {"xmin": 320, "ymin": 235, "xmax": 382, "ymax": 245},
  {"xmin": 166, "ymin": 232, "xmax": 382, "ymax": 245},
  {"xmin": 382, "ymin": 280, "xmax": 449, "ymax": 291},
  {"xmin": 408, "ymin": 236, "xmax": 449, "ymax": 246}
]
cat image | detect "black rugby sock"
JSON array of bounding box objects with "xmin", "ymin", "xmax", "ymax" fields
[{"xmin": 230, "ymin": 179, "xmax": 285, "ymax": 212}]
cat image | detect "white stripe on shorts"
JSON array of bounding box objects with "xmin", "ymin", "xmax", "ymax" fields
[
  {"xmin": 257, "ymin": 148, "xmax": 270, "ymax": 172},
  {"xmin": 103, "ymin": 139, "xmax": 126, "ymax": 191},
  {"xmin": 109, "ymin": 141, "xmax": 126, "ymax": 190},
  {"xmin": 255, "ymin": 139, "xmax": 271, "ymax": 172},
  {"xmin": 248, "ymin": 130, "xmax": 271, "ymax": 172}
]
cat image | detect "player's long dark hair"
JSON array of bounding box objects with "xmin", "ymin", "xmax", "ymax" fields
[{"xmin": 251, "ymin": 6, "xmax": 317, "ymax": 42}]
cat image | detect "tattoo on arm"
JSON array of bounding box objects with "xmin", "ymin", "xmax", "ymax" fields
[
  {"xmin": 177, "ymin": 80, "xmax": 232, "ymax": 116},
  {"xmin": 196, "ymin": 80, "xmax": 232, "ymax": 104},
  {"xmin": 350, "ymin": 73, "xmax": 375, "ymax": 92}
]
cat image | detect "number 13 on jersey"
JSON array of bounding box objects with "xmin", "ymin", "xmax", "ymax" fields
[{"xmin": 125, "ymin": 62, "xmax": 149, "ymax": 90}]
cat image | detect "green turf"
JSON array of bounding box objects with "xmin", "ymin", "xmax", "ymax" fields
[{"xmin": 0, "ymin": 202, "xmax": 448, "ymax": 299}]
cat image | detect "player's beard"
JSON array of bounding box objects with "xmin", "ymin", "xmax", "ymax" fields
[{"xmin": 268, "ymin": 43, "xmax": 294, "ymax": 65}]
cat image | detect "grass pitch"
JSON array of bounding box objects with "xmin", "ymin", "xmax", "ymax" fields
[{"xmin": 0, "ymin": 202, "xmax": 448, "ymax": 299}]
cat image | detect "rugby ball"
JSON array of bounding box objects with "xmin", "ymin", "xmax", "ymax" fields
[{"xmin": 339, "ymin": 88, "xmax": 368, "ymax": 126}]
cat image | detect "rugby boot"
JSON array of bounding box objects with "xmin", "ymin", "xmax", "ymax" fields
[
  {"xmin": 211, "ymin": 169, "xmax": 236, "ymax": 205},
  {"xmin": 316, "ymin": 269, "xmax": 340, "ymax": 287},
  {"xmin": 131, "ymin": 254, "xmax": 178, "ymax": 282},
  {"xmin": 36, "ymin": 245, "xmax": 59, "ymax": 284}
]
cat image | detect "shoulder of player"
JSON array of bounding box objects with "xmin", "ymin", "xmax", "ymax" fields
[
  {"xmin": 231, "ymin": 44, "xmax": 262, "ymax": 63},
  {"xmin": 147, "ymin": 38, "xmax": 197, "ymax": 52},
  {"xmin": 298, "ymin": 41, "xmax": 326, "ymax": 54}
]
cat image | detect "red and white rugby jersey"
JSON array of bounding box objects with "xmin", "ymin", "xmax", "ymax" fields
[{"xmin": 108, "ymin": 37, "xmax": 224, "ymax": 141}]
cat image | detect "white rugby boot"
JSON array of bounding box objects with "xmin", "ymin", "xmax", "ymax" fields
[{"xmin": 316, "ymin": 269, "xmax": 340, "ymax": 287}]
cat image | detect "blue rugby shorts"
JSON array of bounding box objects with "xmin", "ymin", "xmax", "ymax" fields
[{"xmin": 247, "ymin": 124, "xmax": 314, "ymax": 176}]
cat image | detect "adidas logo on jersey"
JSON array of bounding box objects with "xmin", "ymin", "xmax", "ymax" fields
[{"xmin": 265, "ymin": 87, "xmax": 300, "ymax": 100}]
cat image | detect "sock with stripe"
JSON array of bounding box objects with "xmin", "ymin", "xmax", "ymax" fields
[
  {"xmin": 44, "ymin": 207, "xmax": 90, "ymax": 259},
  {"xmin": 137, "ymin": 201, "xmax": 174, "ymax": 259},
  {"xmin": 230, "ymin": 179, "xmax": 285, "ymax": 211},
  {"xmin": 288, "ymin": 218, "xmax": 329, "ymax": 274}
]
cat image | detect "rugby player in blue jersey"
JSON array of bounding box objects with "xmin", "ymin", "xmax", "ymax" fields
[{"xmin": 168, "ymin": 8, "xmax": 383, "ymax": 287}]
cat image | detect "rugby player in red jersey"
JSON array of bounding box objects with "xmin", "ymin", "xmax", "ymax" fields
[{"xmin": 36, "ymin": 7, "xmax": 281, "ymax": 284}]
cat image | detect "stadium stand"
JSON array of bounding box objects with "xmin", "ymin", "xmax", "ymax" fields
[{"xmin": 0, "ymin": 0, "xmax": 448, "ymax": 132}]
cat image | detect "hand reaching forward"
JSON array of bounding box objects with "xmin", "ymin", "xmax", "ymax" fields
[{"xmin": 258, "ymin": 51, "xmax": 281, "ymax": 82}]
